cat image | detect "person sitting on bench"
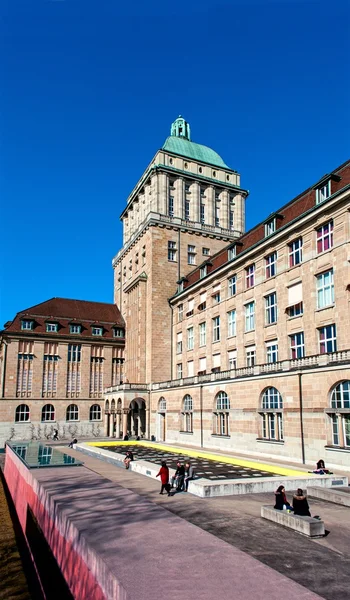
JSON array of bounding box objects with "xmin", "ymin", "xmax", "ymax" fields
[
  {"xmin": 274, "ymin": 485, "xmax": 293, "ymax": 511},
  {"xmin": 124, "ymin": 450, "xmax": 134, "ymax": 469},
  {"xmin": 292, "ymin": 488, "xmax": 311, "ymax": 516},
  {"xmin": 170, "ymin": 461, "xmax": 185, "ymax": 492},
  {"xmin": 184, "ymin": 461, "xmax": 195, "ymax": 492}
]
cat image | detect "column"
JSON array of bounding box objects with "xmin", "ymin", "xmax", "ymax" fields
[
  {"xmin": 207, "ymin": 186, "xmax": 215, "ymax": 225},
  {"xmin": 175, "ymin": 178, "xmax": 184, "ymax": 219},
  {"xmin": 221, "ymin": 190, "xmax": 229, "ymax": 230},
  {"xmin": 109, "ymin": 413, "xmax": 115, "ymax": 437},
  {"xmin": 104, "ymin": 411, "xmax": 109, "ymax": 437},
  {"xmin": 192, "ymin": 182, "xmax": 200, "ymax": 223},
  {"xmin": 123, "ymin": 409, "xmax": 129, "ymax": 437}
]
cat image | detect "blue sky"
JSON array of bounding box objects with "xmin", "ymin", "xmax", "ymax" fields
[{"xmin": 1, "ymin": 0, "xmax": 349, "ymax": 326}]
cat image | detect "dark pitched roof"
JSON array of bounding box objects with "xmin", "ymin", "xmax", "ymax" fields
[{"xmin": 1, "ymin": 298, "xmax": 125, "ymax": 340}]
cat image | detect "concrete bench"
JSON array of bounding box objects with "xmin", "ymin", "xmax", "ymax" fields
[
  {"xmin": 261, "ymin": 506, "xmax": 325, "ymax": 537},
  {"xmin": 307, "ymin": 486, "xmax": 350, "ymax": 507}
]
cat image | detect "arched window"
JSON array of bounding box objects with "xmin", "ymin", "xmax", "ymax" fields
[
  {"xmin": 111, "ymin": 399, "xmax": 116, "ymax": 412},
  {"xmin": 182, "ymin": 395, "xmax": 193, "ymax": 433},
  {"xmin": 213, "ymin": 392, "xmax": 230, "ymax": 436},
  {"xmin": 66, "ymin": 404, "xmax": 79, "ymax": 421},
  {"xmin": 90, "ymin": 404, "xmax": 102, "ymax": 421},
  {"xmin": 41, "ymin": 404, "xmax": 55, "ymax": 422},
  {"xmin": 261, "ymin": 387, "xmax": 283, "ymax": 441},
  {"xmin": 159, "ymin": 397, "xmax": 166, "ymax": 412},
  {"xmin": 330, "ymin": 381, "xmax": 350, "ymax": 447},
  {"xmin": 105, "ymin": 399, "xmax": 110, "ymax": 411},
  {"xmin": 15, "ymin": 404, "xmax": 30, "ymax": 422}
]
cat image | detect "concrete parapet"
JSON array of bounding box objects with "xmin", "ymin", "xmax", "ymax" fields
[
  {"xmin": 307, "ymin": 485, "xmax": 350, "ymax": 507},
  {"xmin": 261, "ymin": 506, "xmax": 325, "ymax": 537}
]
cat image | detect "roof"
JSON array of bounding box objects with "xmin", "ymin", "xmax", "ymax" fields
[
  {"xmin": 1, "ymin": 297, "xmax": 125, "ymax": 340},
  {"xmin": 162, "ymin": 136, "xmax": 229, "ymax": 169}
]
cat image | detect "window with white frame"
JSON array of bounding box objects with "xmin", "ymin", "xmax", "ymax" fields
[
  {"xmin": 168, "ymin": 241, "xmax": 177, "ymax": 261},
  {"xmin": 67, "ymin": 344, "xmax": 81, "ymax": 394},
  {"xmin": 41, "ymin": 403, "xmax": 55, "ymax": 422},
  {"xmin": 92, "ymin": 327, "xmax": 103, "ymax": 336},
  {"xmin": 316, "ymin": 221, "xmax": 333, "ymax": 254},
  {"xmin": 176, "ymin": 332, "xmax": 183, "ymax": 354},
  {"xmin": 227, "ymin": 310, "xmax": 236, "ymax": 337},
  {"xmin": 168, "ymin": 195, "xmax": 174, "ymax": 217},
  {"xmin": 319, "ymin": 324, "xmax": 337, "ymax": 353},
  {"xmin": 245, "ymin": 302, "xmax": 255, "ymax": 332},
  {"xmin": 287, "ymin": 282, "xmax": 303, "ymax": 318},
  {"xmin": 21, "ymin": 320, "xmax": 33, "ymax": 331},
  {"xmin": 212, "ymin": 353, "xmax": 221, "ymax": 373},
  {"xmin": 184, "ymin": 199, "xmax": 190, "ymax": 221},
  {"xmin": 266, "ymin": 341, "xmax": 278, "ymax": 363},
  {"xmin": 228, "ymin": 275, "xmax": 237, "ymax": 297},
  {"xmin": 15, "ymin": 404, "xmax": 30, "ymax": 422},
  {"xmin": 113, "ymin": 328, "xmax": 125, "ymax": 338},
  {"xmin": 200, "ymin": 203, "xmax": 205, "ymax": 224},
  {"xmin": 265, "ymin": 292, "xmax": 277, "ymax": 325},
  {"xmin": 187, "ymin": 360, "xmax": 194, "ymax": 377},
  {"xmin": 228, "ymin": 246, "xmax": 236, "ymax": 261},
  {"xmin": 246, "ymin": 346, "xmax": 256, "ymax": 367},
  {"xmin": 42, "ymin": 344, "xmax": 59, "ymax": 396},
  {"xmin": 46, "ymin": 323, "xmax": 58, "ymax": 333},
  {"xmin": 229, "ymin": 210, "xmax": 234, "ymax": 231},
  {"xmin": 200, "ymin": 265, "xmax": 207, "ymax": 278},
  {"xmin": 178, "ymin": 280, "xmax": 184, "ymax": 293},
  {"xmin": 245, "ymin": 264, "xmax": 255, "ymax": 288},
  {"xmin": 182, "ymin": 395, "xmax": 193, "ymax": 432},
  {"xmin": 198, "ymin": 291, "xmax": 206, "ymax": 311},
  {"xmin": 290, "ymin": 332, "xmax": 305, "ymax": 359},
  {"xmin": 261, "ymin": 387, "xmax": 283, "ymax": 441},
  {"xmin": 177, "ymin": 363, "xmax": 183, "ymax": 378},
  {"xmin": 17, "ymin": 350, "xmax": 34, "ymax": 396},
  {"xmin": 70, "ymin": 324, "xmax": 81, "ymax": 334},
  {"xmin": 228, "ymin": 350, "xmax": 237, "ymax": 370},
  {"xmin": 316, "ymin": 180, "xmax": 330, "ymax": 204},
  {"xmin": 199, "ymin": 322, "xmax": 206, "ymax": 347},
  {"xmin": 316, "ymin": 269, "xmax": 334, "ymax": 309},
  {"xmin": 265, "ymin": 252, "xmax": 277, "ymax": 278},
  {"xmin": 89, "ymin": 404, "xmax": 102, "ymax": 421},
  {"xmin": 213, "ymin": 292, "xmax": 220, "ymax": 304},
  {"xmin": 159, "ymin": 397, "xmax": 167, "ymax": 411},
  {"xmin": 66, "ymin": 404, "xmax": 79, "ymax": 421},
  {"xmin": 265, "ymin": 218, "xmax": 276, "ymax": 237},
  {"xmin": 188, "ymin": 245, "xmax": 196, "ymax": 265},
  {"xmin": 90, "ymin": 347, "xmax": 104, "ymax": 395},
  {"xmin": 198, "ymin": 356, "xmax": 206, "ymax": 374},
  {"xmin": 202, "ymin": 247, "xmax": 210, "ymax": 256},
  {"xmin": 215, "ymin": 200, "xmax": 220, "ymax": 226},
  {"xmin": 212, "ymin": 316, "xmax": 220, "ymax": 342},
  {"xmin": 187, "ymin": 299, "xmax": 194, "ymax": 316},
  {"xmin": 330, "ymin": 381, "xmax": 350, "ymax": 447},
  {"xmin": 289, "ymin": 238, "xmax": 303, "ymax": 267},
  {"xmin": 213, "ymin": 391, "xmax": 230, "ymax": 436},
  {"xmin": 187, "ymin": 327, "xmax": 194, "ymax": 350},
  {"xmin": 178, "ymin": 304, "xmax": 183, "ymax": 322}
]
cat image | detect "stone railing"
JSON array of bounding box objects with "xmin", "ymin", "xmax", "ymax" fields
[{"xmin": 105, "ymin": 383, "xmax": 150, "ymax": 394}]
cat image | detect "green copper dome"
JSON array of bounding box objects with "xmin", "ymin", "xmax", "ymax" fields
[{"xmin": 162, "ymin": 116, "xmax": 229, "ymax": 169}]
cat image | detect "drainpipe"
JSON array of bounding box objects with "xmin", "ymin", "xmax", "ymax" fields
[
  {"xmin": 200, "ymin": 384, "xmax": 203, "ymax": 448},
  {"xmin": 169, "ymin": 301, "xmax": 174, "ymax": 381},
  {"xmin": 298, "ymin": 373, "xmax": 305, "ymax": 464},
  {"xmin": 177, "ymin": 229, "xmax": 181, "ymax": 281},
  {"xmin": 0, "ymin": 339, "xmax": 8, "ymax": 398}
]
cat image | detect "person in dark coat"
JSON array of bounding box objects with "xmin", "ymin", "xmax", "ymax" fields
[
  {"xmin": 156, "ymin": 461, "xmax": 170, "ymax": 494},
  {"xmin": 184, "ymin": 461, "xmax": 195, "ymax": 492},
  {"xmin": 124, "ymin": 450, "xmax": 134, "ymax": 469},
  {"xmin": 170, "ymin": 461, "xmax": 185, "ymax": 493},
  {"xmin": 274, "ymin": 485, "xmax": 293, "ymax": 511},
  {"xmin": 292, "ymin": 488, "xmax": 311, "ymax": 516}
]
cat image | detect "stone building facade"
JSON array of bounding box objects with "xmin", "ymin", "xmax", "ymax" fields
[
  {"xmin": 0, "ymin": 298, "xmax": 125, "ymax": 446},
  {"xmin": 106, "ymin": 117, "xmax": 350, "ymax": 469}
]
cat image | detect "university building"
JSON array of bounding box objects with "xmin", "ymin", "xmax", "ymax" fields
[
  {"xmin": 105, "ymin": 117, "xmax": 350, "ymax": 469},
  {"xmin": 0, "ymin": 298, "xmax": 125, "ymax": 446}
]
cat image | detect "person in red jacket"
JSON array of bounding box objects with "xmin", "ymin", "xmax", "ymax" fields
[{"xmin": 156, "ymin": 461, "xmax": 170, "ymax": 494}]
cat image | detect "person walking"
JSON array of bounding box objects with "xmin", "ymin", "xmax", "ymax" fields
[
  {"xmin": 156, "ymin": 461, "xmax": 170, "ymax": 494},
  {"xmin": 184, "ymin": 461, "xmax": 195, "ymax": 492}
]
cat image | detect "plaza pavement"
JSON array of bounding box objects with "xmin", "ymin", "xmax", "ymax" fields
[{"xmin": 60, "ymin": 445, "xmax": 350, "ymax": 600}]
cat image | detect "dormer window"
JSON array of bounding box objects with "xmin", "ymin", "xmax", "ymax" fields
[
  {"xmin": 316, "ymin": 180, "xmax": 331, "ymax": 204},
  {"xmin": 200, "ymin": 265, "xmax": 207, "ymax": 279},
  {"xmin": 46, "ymin": 323, "xmax": 58, "ymax": 333},
  {"xmin": 178, "ymin": 281, "xmax": 184, "ymax": 293},
  {"xmin": 21, "ymin": 320, "xmax": 33, "ymax": 331},
  {"xmin": 113, "ymin": 328, "xmax": 125, "ymax": 338},
  {"xmin": 228, "ymin": 246, "xmax": 236, "ymax": 261},
  {"xmin": 70, "ymin": 324, "xmax": 81, "ymax": 334},
  {"xmin": 265, "ymin": 218, "xmax": 276, "ymax": 237},
  {"xmin": 92, "ymin": 327, "xmax": 103, "ymax": 336}
]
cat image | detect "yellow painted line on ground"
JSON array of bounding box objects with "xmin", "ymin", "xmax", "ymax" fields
[{"xmin": 86, "ymin": 440, "xmax": 308, "ymax": 477}]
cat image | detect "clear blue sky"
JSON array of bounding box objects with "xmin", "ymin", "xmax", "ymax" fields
[{"xmin": 1, "ymin": 0, "xmax": 349, "ymax": 326}]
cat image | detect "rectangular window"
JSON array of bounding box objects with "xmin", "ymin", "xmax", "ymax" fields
[
  {"xmin": 90, "ymin": 347, "xmax": 104, "ymax": 395},
  {"xmin": 92, "ymin": 327, "xmax": 103, "ymax": 336},
  {"xmin": 228, "ymin": 246, "xmax": 236, "ymax": 261},
  {"xmin": 228, "ymin": 275, "xmax": 237, "ymax": 297},
  {"xmin": 17, "ymin": 342, "xmax": 34, "ymax": 396},
  {"xmin": 215, "ymin": 202, "xmax": 220, "ymax": 226},
  {"xmin": 70, "ymin": 324, "xmax": 81, "ymax": 334},
  {"xmin": 67, "ymin": 344, "xmax": 81, "ymax": 394},
  {"xmin": 227, "ymin": 310, "xmax": 236, "ymax": 337},
  {"xmin": 245, "ymin": 302, "xmax": 255, "ymax": 332},
  {"xmin": 229, "ymin": 210, "xmax": 234, "ymax": 230},
  {"xmin": 212, "ymin": 353, "xmax": 221, "ymax": 373},
  {"xmin": 266, "ymin": 342, "xmax": 278, "ymax": 363},
  {"xmin": 178, "ymin": 304, "xmax": 183, "ymax": 322},
  {"xmin": 21, "ymin": 320, "xmax": 33, "ymax": 331},
  {"xmin": 316, "ymin": 181, "xmax": 330, "ymax": 204},
  {"xmin": 112, "ymin": 350, "xmax": 124, "ymax": 385},
  {"xmin": 317, "ymin": 269, "xmax": 334, "ymax": 309},
  {"xmin": 332, "ymin": 415, "xmax": 339, "ymax": 446},
  {"xmin": 317, "ymin": 221, "xmax": 333, "ymax": 254},
  {"xmin": 228, "ymin": 350, "xmax": 237, "ymax": 370},
  {"xmin": 246, "ymin": 346, "xmax": 256, "ymax": 367},
  {"xmin": 212, "ymin": 292, "xmax": 220, "ymax": 304},
  {"xmin": 187, "ymin": 360, "xmax": 194, "ymax": 377},
  {"xmin": 177, "ymin": 363, "xmax": 183, "ymax": 379},
  {"xmin": 186, "ymin": 299, "xmax": 194, "ymax": 317},
  {"xmin": 202, "ymin": 247, "xmax": 210, "ymax": 256},
  {"xmin": 212, "ymin": 316, "xmax": 220, "ymax": 342},
  {"xmin": 198, "ymin": 356, "xmax": 206, "ymax": 374},
  {"xmin": 200, "ymin": 203, "xmax": 205, "ymax": 224},
  {"xmin": 287, "ymin": 282, "xmax": 303, "ymax": 317},
  {"xmin": 176, "ymin": 332, "xmax": 183, "ymax": 354},
  {"xmin": 290, "ymin": 332, "xmax": 305, "ymax": 359},
  {"xmin": 168, "ymin": 241, "xmax": 177, "ymax": 261},
  {"xmin": 265, "ymin": 218, "xmax": 276, "ymax": 237},
  {"xmin": 265, "ymin": 252, "xmax": 277, "ymax": 278},
  {"xmin": 185, "ymin": 200, "xmax": 190, "ymax": 221},
  {"xmin": 245, "ymin": 264, "xmax": 255, "ymax": 289},
  {"xmin": 265, "ymin": 292, "xmax": 277, "ymax": 325},
  {"xmin": 46, "ymin": 323, "xmax": 58, "ymax": 333},
  {"xmin": 188, "ymin": 245, "xmax": 196, "ymax": 265},
  {"xmin": 113, "ymin": 328, "xmax": 125, "ymax": 338},
  {"xmin": 319, "ymin": 324, "xmax": 337, "ymax": 353},
  {"xmin": 289, "ymin": 238, "xmax": 303, "ymax": 267},
  {"xmin": 187, "ymin": 327, "xmax": 194, "ymax": 350},
  {"xmin": 199, "ymin": 322, "xmax": 206, "ymax": 347},
  {"xmin": 168, "ymin": 195, "xmax": 174, "ymax": 217},
  {"xmin": 42, "ymin": 343, "xmax": 58, "ymax": 396},
  {"xmin": 200, "ymin": 265, "xmax": 207, "ymax": 278},
  {"xmin": 287, "ymin": 302, "xmax": 303, "ymax": 318}
]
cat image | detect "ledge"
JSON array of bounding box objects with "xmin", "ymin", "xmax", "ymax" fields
[{"xmin": 256, "ymin": 438, "xmax": 284, "ymax": 445}]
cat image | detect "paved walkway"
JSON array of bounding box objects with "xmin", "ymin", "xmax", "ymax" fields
[{"xmin": 61, "ymin": 446, "xmax": 350, "ymax": 600}]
